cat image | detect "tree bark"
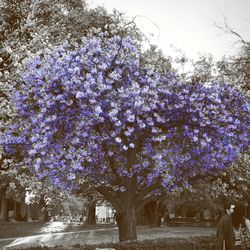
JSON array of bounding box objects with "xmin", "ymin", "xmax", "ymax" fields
[
  {"xmin": 25, "ymin": 204, "xmax": 32, "ymax": 222},
  {"xmin": 0, "ymin": 188, "xmax": 8, "ymax": 222},
  {"xmin": 12, "ymin": 199, "xmax": 16, "ymax": 221},
  {"xmin": 116, "ymin": 205, "xmax": 137, "ymax": 242},
  {"xmin": 85, "ymin": 203, "xmax": 96, "ymax": 225},
  {"xmin": 37, "ymin": 204, "xmax": 45, "ymax": 222},
  {"xmin": 143, "ymin": 201, "xmax": 157, "ymax": 226},
  {"xmin": 97, "ymin": 187, "xmax": 138, "ymax": 241},
  {"xmin": 37, "ymin": 199, "xmax": 48, "ymax": 222},
  {"xmin": 15, "ymin": 202, "xmax": 23, "ymax": 221},
  {"xmin": 96, "ymin": 172, "xmax": 139, "ymax": 242}
]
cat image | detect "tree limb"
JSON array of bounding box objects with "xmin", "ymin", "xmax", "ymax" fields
[
  {"xmin": 214, "ymin": 16, "xmax": 247, "ymax": 45},
  {"xmin": 95, "ymin": 186, "xmax": 123, "ymax": 212}
]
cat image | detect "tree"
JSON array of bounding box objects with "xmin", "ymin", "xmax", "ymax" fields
[
  {"xmin": 0, "ymin": 0, "xmax": 143, "ymax": 144},
  {"xmin": 76, "ymin": 180, "xmax": 104, "ymax": 225},
  {"xmin": 213, "ymin": 20, "xmax": 250, "ymax": 96},
  {"xmin": 209, "ymin": 148, "xmax": 250, "ymax": 202},
  {"xmin": 2, "ymin": 34, "xmax": 249, "ymax": 241},
  {"xmin": 0, "ymin": 154, "xmax": 70, "ymax": 221},
  {"xmin": 181, "ymin": 148, "xmax": 250, "ymax": 222},
  {"xmin": 0, "ymin": 0, "xmax": 144, "ymax": 221},
  {"xmin": 0, "ymin": 137, "xmax": 30, "ymax": 221},
  {"xmin": 0, "ymin": 0, "xmax": 142, "ymax": 79},
  {"xmin": 181, "ymin": 30, "xmax": 250, "ymax": 214},
  {"xmin": 189, "ymin": 55, "xmax": 215, "ymax": 85},
  {"xmin": 217, "ymin": 43, "xmax": 250, "ymax": 96}
]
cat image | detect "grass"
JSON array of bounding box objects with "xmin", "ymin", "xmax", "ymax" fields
[
  {"xmin": 0, "ymin": 221, "xmax": 114, "ymax": 239},
  {"xmin": 0, "ymin": 222, "xmax": 216, "ymax": 249}
]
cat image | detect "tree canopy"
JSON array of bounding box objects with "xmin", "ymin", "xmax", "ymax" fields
[
  {"xmin": 2, "ymin": 33, "xmax": 249, "ymax": 240},
  {"xmin": 0, "ymin": 0, "xmax": 145, "ymax": 221}
]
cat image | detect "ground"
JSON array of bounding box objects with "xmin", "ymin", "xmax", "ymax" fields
[
  {"xmin": 0, "ymin": 222, "xmax": 216, "ymax": 249},
  {"xmin": 0, "ymin": 221, "xmax": 113, "ymax": 239}
]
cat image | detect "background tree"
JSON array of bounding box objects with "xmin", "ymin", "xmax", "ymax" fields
[
  {"xmin": 210, "ymin": 148, "xmax": 250, "ymax": 202},
  {"xmin": 0, "ymin": 0, "xmax": 143, "ymax": 149},
  {"xmin": 179, "ymin": 26, "xmax": 250, "ymax": 217},
  {"xmin": 0, "ymin": 0, "xmax": 144, "ymax": 221},
  {"xmin": 184, "ymin": 146, "xmax": 250, "ymax": 219},
  {"xmin": 76, "ymin": 180, "xmax": 106, "ymax": 225},
  {"xmin": 214, "ymin": 20, "xmax": 250, "ymax": 96},
  {"xmin": 0, "ymin": 152, "xmax": 70, "ymax": 222},
  {"xmin": 3, "ymin": 33, "xmax": 249, "ymax": 241},
  {"xmin": 189, "ymin": 55, "xmax": 216, "ymax": 85},
  {"xmin": 217, "ymin": 42, "xmax": 250, "ymax": 96}
]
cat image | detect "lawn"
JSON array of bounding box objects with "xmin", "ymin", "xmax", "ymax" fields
[
  {"xmin": 0, "ymin": 221, "xmax": 113, "ymax": 239},
  {"xmin": 0, "ymin": 223, "xmax": 216, "ymax": 249}
]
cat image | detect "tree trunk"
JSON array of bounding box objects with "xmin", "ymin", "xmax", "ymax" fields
[
  {"xmin": 12, "ymin": 200, "xmax": 16, "ymax": 221},
  {"xmin": 20, "ymin": 200, "xmax": 26, "ymax": 219},
  {"xmin": 139, "ymin": 200, "xmax": 163, "ymax": 226},
  {"xmin": 0, "ymin": 188, "xmax": 8, "ymax": 222},
  {"xmin": 37, "ymin": 199, "xmax": 48, "ymax": 222},
  {"xmin": 85, "ymin": 203, "xmax": 96, "ymax": 225},
  {"xmin": 15, "ymin": 202, "xmax": 23, "ymax": 221},
  {"xmin": 37, "ymin": 204, "xmax": 45, "ymax": 222},
  {"xmin": 96, "ymin": 173, "xmax": 138, "ymax": 242},
  {"xmin": 154, "ymin": 200, "xmax": 162, "ymax": 227},
  {"xmin": 143, "ymin": 201, "xmax": 157, "ymax": 226},
  {"xmin": 25, "ymin": 204, "xmax": 32, "ymax": 222},
  {"xmin": 116, "ymin": 206, "xmax": 137, "ymax": 242}
]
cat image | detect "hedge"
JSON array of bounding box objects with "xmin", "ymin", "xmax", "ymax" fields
[{"xmin": 16, "ymin": 236, "xmax": 216, "ymax": 250}]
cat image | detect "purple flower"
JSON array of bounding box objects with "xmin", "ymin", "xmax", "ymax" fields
[{"xmin": 5, "ymin": 33, "xmax": 249, "ymax": 197}]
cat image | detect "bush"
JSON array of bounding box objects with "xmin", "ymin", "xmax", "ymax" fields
[{"xmin": 18, "ymin": 236, "xmax": 216, "ymax": 249}]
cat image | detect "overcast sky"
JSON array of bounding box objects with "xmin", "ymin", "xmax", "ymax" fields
[{"xmin": 86, "ymin": 0, "xmax": 250, "ymax": 61}]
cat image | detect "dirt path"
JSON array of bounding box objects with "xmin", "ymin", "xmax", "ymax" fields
[{"xmin": 1, "ymin": 226, "xmax": 216, "ymax": 249}]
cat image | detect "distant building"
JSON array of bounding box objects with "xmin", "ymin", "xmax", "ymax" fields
[{"xmin": 96, "ymin": 202, "xmax": 115, "ymax": 224}]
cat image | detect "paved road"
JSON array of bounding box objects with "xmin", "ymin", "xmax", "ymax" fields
[{"xmin": 0, "ymin": 226, "xmax": 216, "ymax": 249}]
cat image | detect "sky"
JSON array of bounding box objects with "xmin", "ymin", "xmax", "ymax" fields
[{"xmin": 86, "ymin": 0, "xmax": 250, "ymax": 61}]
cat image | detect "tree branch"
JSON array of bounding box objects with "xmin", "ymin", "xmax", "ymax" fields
[
  {"xmin": 214, "ymin": 16, "xmax": 247, "ymax": 45},
  {"xmin": 134, "ymin": 179, "xmax": 161, "ymax": 205},
  {"xmin": 95, "ymin": 186, "xmax": 123, "ymax": 212},
  {"xmin": 135, "ymin": 195, "xmax": 158, "ymax": 212}
]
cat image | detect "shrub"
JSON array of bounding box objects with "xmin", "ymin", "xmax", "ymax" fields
[{"xmin": 18, "ymin": 236, "xmax": 216, "ymax": 249}]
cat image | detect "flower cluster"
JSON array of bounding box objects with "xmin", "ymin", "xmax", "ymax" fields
[{"xmin": 3, "ymin": 34, "xmax": 249, "ymax": 192}]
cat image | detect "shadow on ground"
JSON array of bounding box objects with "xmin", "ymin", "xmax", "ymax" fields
[
  {"xmin": 0, "ymin": 224, "xmax": 216, "ymax": 250},
  {"xmin": 0, "ymin": 221, "xmax": 114, "ymax": 239}
]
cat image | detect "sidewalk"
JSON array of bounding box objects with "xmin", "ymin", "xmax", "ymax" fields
[{"xmin": 1, "ymin": 226, "xmax": 216, "ymax": 249}]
